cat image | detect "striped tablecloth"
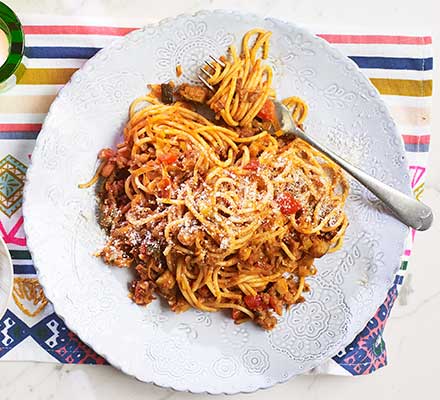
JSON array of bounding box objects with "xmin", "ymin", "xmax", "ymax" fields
[{"xmin": 0, "ymin": 16, "xmax": 432, "ymax": 375}]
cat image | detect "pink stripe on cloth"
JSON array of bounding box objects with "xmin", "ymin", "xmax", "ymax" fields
[
  {"xmin": 317, "ymin": 34, "xmax": 432, "ymax": 45},
  {"xmin": 0, "ymin": 123, "xmax": 42, "ymax": 131},
  {"xmin": 23, "ymin": 25, "xmax": 137, "ymax": 35},
  {"xmin": 402, "ymin": 135, "xmax": 430, "ymax": 144}
]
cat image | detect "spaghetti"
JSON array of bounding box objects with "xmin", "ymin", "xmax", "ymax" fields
[{"xmin": 86, "ymin": 29, "xmax": 349, "ymax": 330}]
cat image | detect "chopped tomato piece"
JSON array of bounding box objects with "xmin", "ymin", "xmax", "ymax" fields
[
  {"xmin": 157, "ymin": 153, "xmax": 178, "ymax": 164},
  {"xmin": 243, "ymin": 158, "xmax": 260, "ymax": 171},
  {"xmin": 276, "ymin": 192, "xmax": 302, "ymax": 215},
  {"xmin": 244, "ymin": 295, "xmax": 265, "ymax": 311},
  {"xmin": 257, "ymin": 99, "xmax": 276, "ymax": 122}
]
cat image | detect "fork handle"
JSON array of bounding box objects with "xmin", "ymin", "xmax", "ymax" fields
[{"xmin": 291, "ymin": 128, "xmax": 433, "ymax": 231}]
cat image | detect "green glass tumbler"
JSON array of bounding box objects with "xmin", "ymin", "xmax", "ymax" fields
[{"xmin": 0, "ymin": 1, "xmax": 25, "ymax": 93}]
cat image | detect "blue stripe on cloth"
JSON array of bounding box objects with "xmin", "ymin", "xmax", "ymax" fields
[
  {"xmin": 349, "ymin": 56, "xmax": 433, "ymax": 71},
  {"xmin": 0, "ymin": 131, "xmax": 39, "ymax": 140},
  {"xmin": 22, "ymin": 47, "xmax": 434, "ymax": 73},
  {"xmin": 24, "ymin": 46, "xmax": 100, "ymax": 59},
  {"xmin": 13, "ymin": 264, "xmax": 37, "ymax": 274},
  {"xmin": 404, "ymin": 143, "xmax": 430, "ymax": 152}
]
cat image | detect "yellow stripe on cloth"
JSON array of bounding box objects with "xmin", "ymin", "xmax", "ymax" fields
[
  {"xmin": 16, "ymin": 68, "xmax": 432, "ymax": 98},
  {"xmin": 370, "ymin": 78, "xmax": 432, "ymax": 97},
  {"xmin": 0, "ymin": 95, "xmax": 56, "ymax": 114},
  {"xmin": 19, "ymin": 68, "xmax": 78, "ymax": 85}
]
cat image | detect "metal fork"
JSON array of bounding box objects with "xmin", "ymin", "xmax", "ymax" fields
[{"xmin": 198, "ymin": 56, "xmax": 433, "ymax": 231}]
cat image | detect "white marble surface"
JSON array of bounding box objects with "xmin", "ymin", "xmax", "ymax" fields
[{"xmin": 2, "ymin": 0, "xmax": 439, "ymax": 398}]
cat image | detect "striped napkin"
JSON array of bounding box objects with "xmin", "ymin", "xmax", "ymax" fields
[{"xmin": 0, "ymin": 15, "xmax": 432, "ymax": 375}]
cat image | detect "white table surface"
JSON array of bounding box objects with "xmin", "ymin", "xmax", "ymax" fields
[{"xmin": 2, "ymin": 0, "xmax": 439, "ymax": 399}]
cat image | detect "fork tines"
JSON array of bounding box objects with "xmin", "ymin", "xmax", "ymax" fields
[
  {"xmin": 197, "ymin": 74, "xmax": 214, "ymax": 91},
  {"xmin": 201, "ymin": 63, "xmax": 214, "ymax": 78},
  {"xmin": 198, "ymin": 54, "xmax": 226, "ymax": 91},
  {"xmin": 204, "ymin": 60, "xmax": 216, "ymax": 71},
  {"xmin": 209, "ymin": 55, "xmax": 225, "ymax": 68}
]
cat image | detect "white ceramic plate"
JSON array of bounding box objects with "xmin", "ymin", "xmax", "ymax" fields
[
  {"xmin": 0, "ymin": 236, "xmax": 13, "ymax": 320},
  {"xmin": 23, "ymin": 10, "xmax": 411, "ymax": 394}
]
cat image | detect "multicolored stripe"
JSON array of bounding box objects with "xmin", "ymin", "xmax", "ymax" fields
[{"xmin": 402, "ymin": 135, "xmax": 430, "ymax": 152}]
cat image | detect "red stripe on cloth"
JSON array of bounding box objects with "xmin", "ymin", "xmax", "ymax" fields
[
  {"xmin": 317, "ymin": 34, "xmax": 432, "ymax": 45},
  {"xmin": 23, "ymin": 25, "xmax": 137, "ymax": 36},
  {"xmin": 402, "ymin": 135, "xmax": 430, "ymax": 144},
  {"xmin": 0, "ymin": 123, "xmax": 42, "ymax": 131},
  {"xmin": 404, "ymin": 249, "xmax": 411, "ymax": 256}
]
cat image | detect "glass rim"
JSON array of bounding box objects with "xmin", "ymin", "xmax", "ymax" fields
[{"xmin": 0, "ymin": 1, "xmax": 25, "ymax": 83}]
